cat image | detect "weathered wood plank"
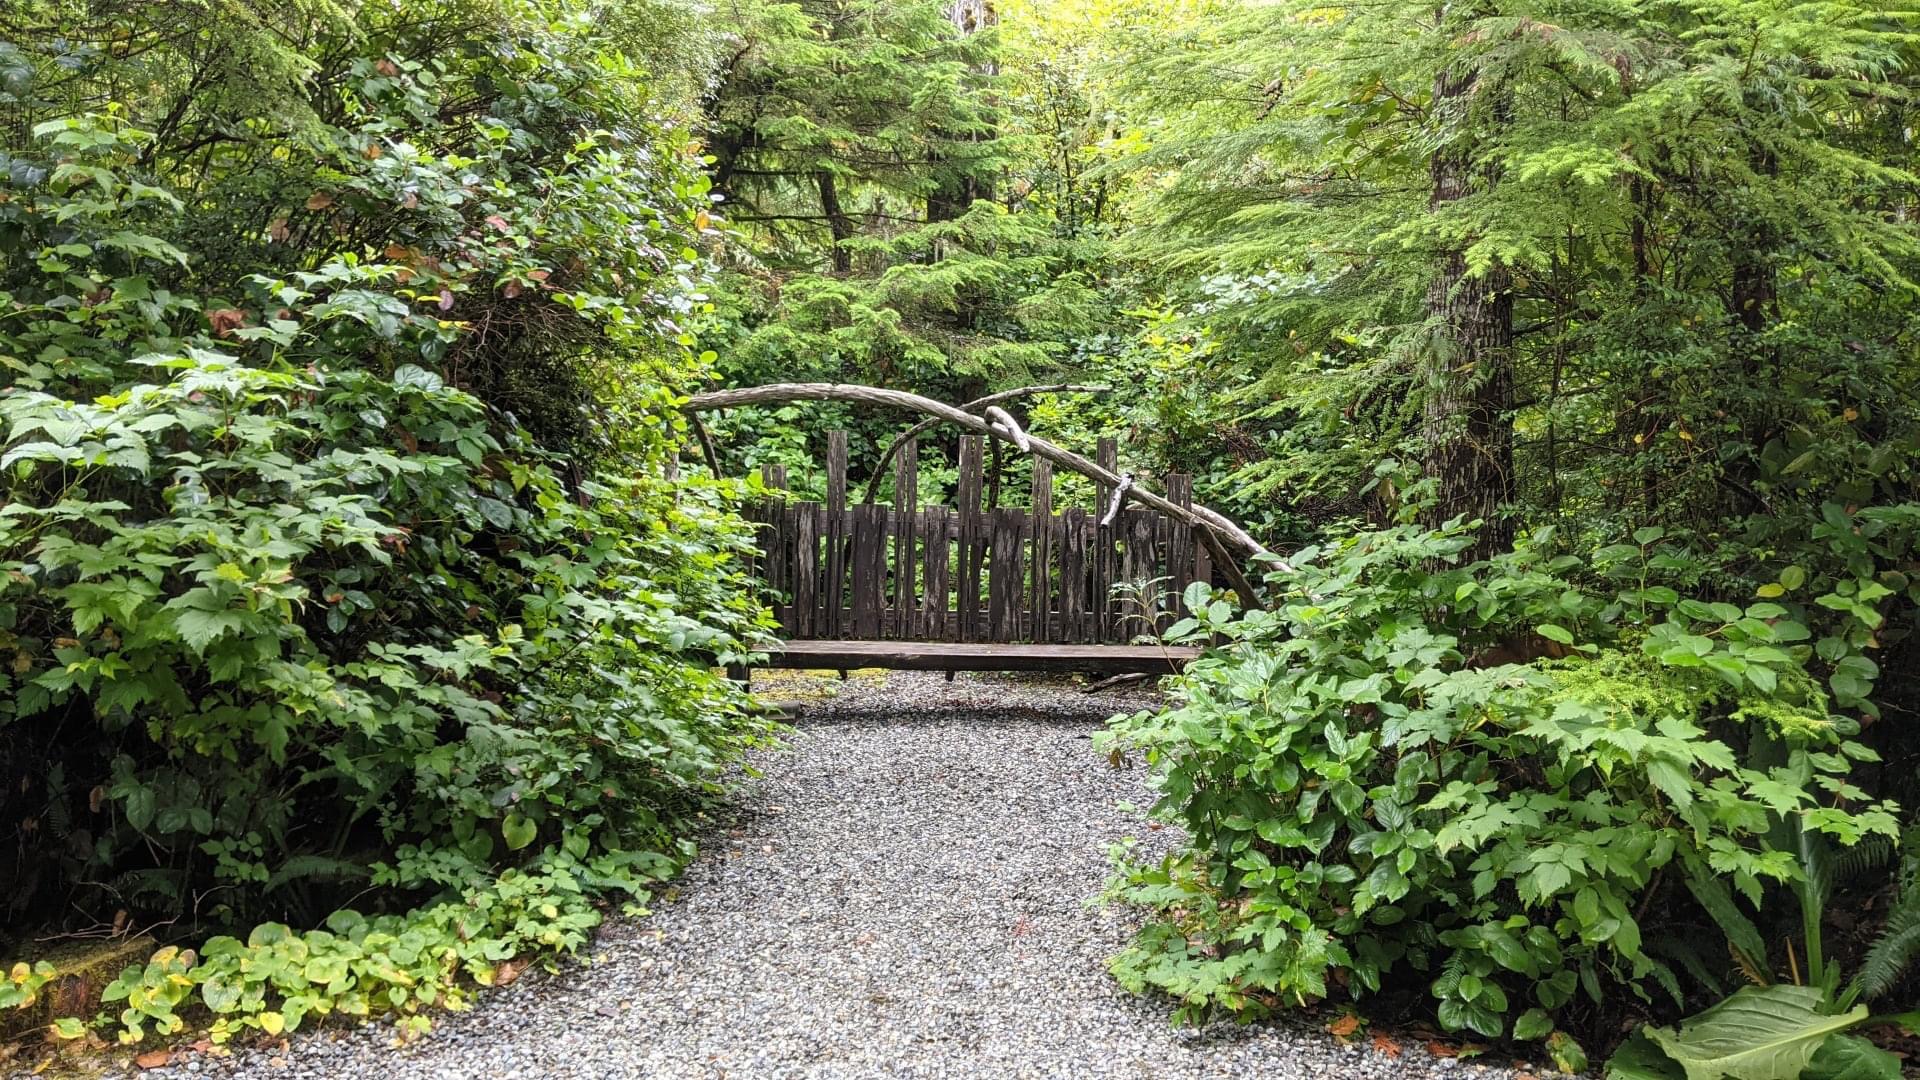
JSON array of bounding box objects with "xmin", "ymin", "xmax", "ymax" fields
[
  {"xmin": 759, "ymin": 464, "xmax": 788, "ymax": 630},
  {"xmin": 989, "ymin": 507, "xmax": 1026, "ymax": 641},
  {"xmin": 825, "ymin": 431, "xmax": 848, "ymax": 639},
  {"xmin": 894, "ymin": 438, "xmax": 918, "ymax": 640},
  {"xmin": 1061, "ymin": 508, "xmax": 1087, "ymax": 642},
  {"xmin": 956, "ymin": 435, "xmax": 984, "ymax": 643},
  {"xmin": 851, "ymin": 503, "xmax": 886, "ymax": 639},
  {"xmin": 1128, "ymin": 508, "xmax": 1158, "ymax": 641},
  {"xmin": 1094, "ymin": 438, "xmax": 1117, "ymax": 642},
  {"xmin": 761, "ymin": 640, "xmax": 1201, "ymax": 675},
  {"xmin": 792, "ymin": 501, "xmax": 819, "ymax": 638},
  {"xmin": 1030, "ymin": 458, "xmax": 1052, "ymax": 642},
  {"xmin": 923, "ymin": 506, "xmax": 951, "ymax": 641},
  {"xmin": 1166, "ymin": 473, "xmax": 1193, "ymax": 626}
]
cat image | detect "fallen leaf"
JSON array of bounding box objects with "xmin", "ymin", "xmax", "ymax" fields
[
  {"xmin": 1371, "ymin": 1033, "xmax": 1402, "ymax": 1058},
  {"xmin": 1427, "ymin": 1040, "xmax": 1460, "ymax": 1058},
  {"xmin": 375, "ymin": 59, "xmax": 400, "ymax": 77},
  {"xmin": 304, "ymin": 192, "xmax": 333, "ymax": 211},
  {"xmin": 134, "ymin": 1050, "xmax": 172, "ymax": 1069},
  {"xmin": 503, "ymin": 280, "xmax": 522, "ymax": 299},
  {"xmin": 362, "ymin": 142, "xmax": 383, "ymax": 160},
  {"xmin": 1327, "ymin": 1014, "xmax": 1361, "ymax": 1038},
  {"xmin": 268, "ymin": 217, "xmax": 290, "ymax": 241},
  {"xmin": 493, "ymin": 957, "xmax": 530, "ymax": 987},
  {"xmin": 384, "ymin": 244, "xmax": 410, "ymax": 261}
]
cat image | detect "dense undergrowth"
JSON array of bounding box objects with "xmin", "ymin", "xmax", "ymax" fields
[
  {"xmin": 1, "ymin": 0, "xmax": 770, "ymax": 1050},
  {"xmin": 1105, "ymin": 512, "xmax": 1919, "ymax": 1071}
]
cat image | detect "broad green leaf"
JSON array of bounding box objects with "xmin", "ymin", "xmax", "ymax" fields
[
  {"xmin": 1606, "ymin": 1032, "xmax": 1684, "ymax": 1080},
  {"xmin": 1513, "ymin": 1007, "xmax": 1553, "ymax": 1041},
  {"xmin": 502, "ymin": 812, "xmax": 537, "ymax": 850},
  {"xmin": 1801, "ymin": 1035, "xmax": 1902, "ymax": 1080},
  {"xmin": 1644, "ymin": 986, "xmax": 1865, "ymax": 1080}
]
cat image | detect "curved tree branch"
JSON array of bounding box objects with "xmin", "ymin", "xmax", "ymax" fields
[
  {"xmin": 685, "ymin": 382, "xmax": 1272, "ymax": 564},
  {"xmin": 860, "ymin": 383, "xmax": 1107, "ymax": 504}
]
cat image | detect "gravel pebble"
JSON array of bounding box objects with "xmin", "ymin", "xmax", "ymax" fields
[{"xmin": 84, "ymin": 672, "xmax": 1538, "ymax": 1080}]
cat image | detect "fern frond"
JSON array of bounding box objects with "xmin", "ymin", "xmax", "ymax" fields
[
  {"xmin": 1851, "ymin": 887, "xmax": 1920, "ymax": 1002},
  {"xmin": 1832, "ymin": 835, "xmax": 1894, "ymax": 885},
  {"xmin": 264, "ymin": 854, "xmax": 371, "ymax": 893}
]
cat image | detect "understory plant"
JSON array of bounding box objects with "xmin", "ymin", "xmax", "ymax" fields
[
  {"xmin": 1103, "ymin": 517, "xmax": 1908, "ymax": 1070},
  {"xmin": 2, "ymin": 0, "xmax": 774, "ymax": 1047}
]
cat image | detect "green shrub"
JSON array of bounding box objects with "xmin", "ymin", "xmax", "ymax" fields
[
  {"xmin": 0, "ymin": 0, "xmax": 774, "ymax": 1044},
  {"xmin": 1104, "ymin": 519, "xmax": 1904, "ymax": 1057}
]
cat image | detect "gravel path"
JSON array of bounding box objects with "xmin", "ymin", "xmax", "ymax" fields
[{"xmin": 101, "ymin": 673, "xmax": 1535, "ymax": 1080}]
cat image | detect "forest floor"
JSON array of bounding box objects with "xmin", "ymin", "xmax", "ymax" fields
[{"xmin": 108, "ymin": 672, "xmax": 1550, "ymax": 1080}]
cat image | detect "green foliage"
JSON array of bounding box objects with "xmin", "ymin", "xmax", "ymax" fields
[
  {"xmin": 1605, "ymin": 986, "xmax": 1895, "ymax": 1080},
  {"xmin": 0, "ymin": 0, "xmax": 774, "ymax": 1044},
  {"xmin": 0, "ymin": 961, "xmax": 58, "ymax": 1012},
  {"xmin": 1103, "ymin": 519, "xmax": 1899, "ymax": 1048},
  {"xmin": 87, "ymin": 867, "xmax": 609, "ymax": 1045}
]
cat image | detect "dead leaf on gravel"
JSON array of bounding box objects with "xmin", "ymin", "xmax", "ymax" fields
[
  {"xmin": 134, "ymin": 1049, "xmax": 172, "ymax": 1069},
  {"xmin": 1327, "ymin": 1014, "xmax": 1361, "ymax": 1038},
  {"xmin": 1427, "ymin": 1040, "xmax": 1460, "ymax": 1058},
  {"xmin": 494, "ymin": 957, "xmax": 530, "ymax": 986},
  {"xmin": 1371, "ymin": 1032, "xmax": 1402, "ymax": 1058}
]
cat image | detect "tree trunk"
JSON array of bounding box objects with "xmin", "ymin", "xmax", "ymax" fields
[
  {"xmin": 1422, "ymin": 66, "xmax": 1514, "ymax": 560},
  {"xmin": 817, "ymin": 171, "xmax": 853, "ymax": 274}
]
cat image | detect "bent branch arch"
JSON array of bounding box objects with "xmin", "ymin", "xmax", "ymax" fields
[{"xmin": 684, "ymin": 382, "xmax": 1276, "ymax": 606}]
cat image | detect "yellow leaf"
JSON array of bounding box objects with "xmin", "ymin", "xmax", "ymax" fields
[{"xmin": 258, "ymin": 1011, "xmax": 285, "ymax": 1035}]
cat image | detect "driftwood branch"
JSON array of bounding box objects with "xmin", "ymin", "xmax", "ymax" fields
[
  {"xmin": 860, "ymin": 383, "xmax": 1107, "ymax": 504},
  {"xmin": 1099, "ymin": 473, "xmax": 1134, "ymax": 527},
  {"xmin": 984, "ymin": 405, "xmax": 1030, "ymax": 452},
  {"xmin": 685, "ymin": 382, "xmax": 1271, "ymax": 563}
]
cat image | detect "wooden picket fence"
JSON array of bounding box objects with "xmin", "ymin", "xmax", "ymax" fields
[{"xmin": 744, "ymin": 431, "xmax": 1210, "ymax": 645}]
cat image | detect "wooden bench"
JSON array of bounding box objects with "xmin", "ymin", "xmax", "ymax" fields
[{"xmin": 756, "ymin": 640, "xmax": 1200, "ymax": 675}]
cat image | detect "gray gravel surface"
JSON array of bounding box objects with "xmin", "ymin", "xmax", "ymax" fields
[{"xmin": 85, "ymin": 672, "xmax": 1539, "ymax": 1080}]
